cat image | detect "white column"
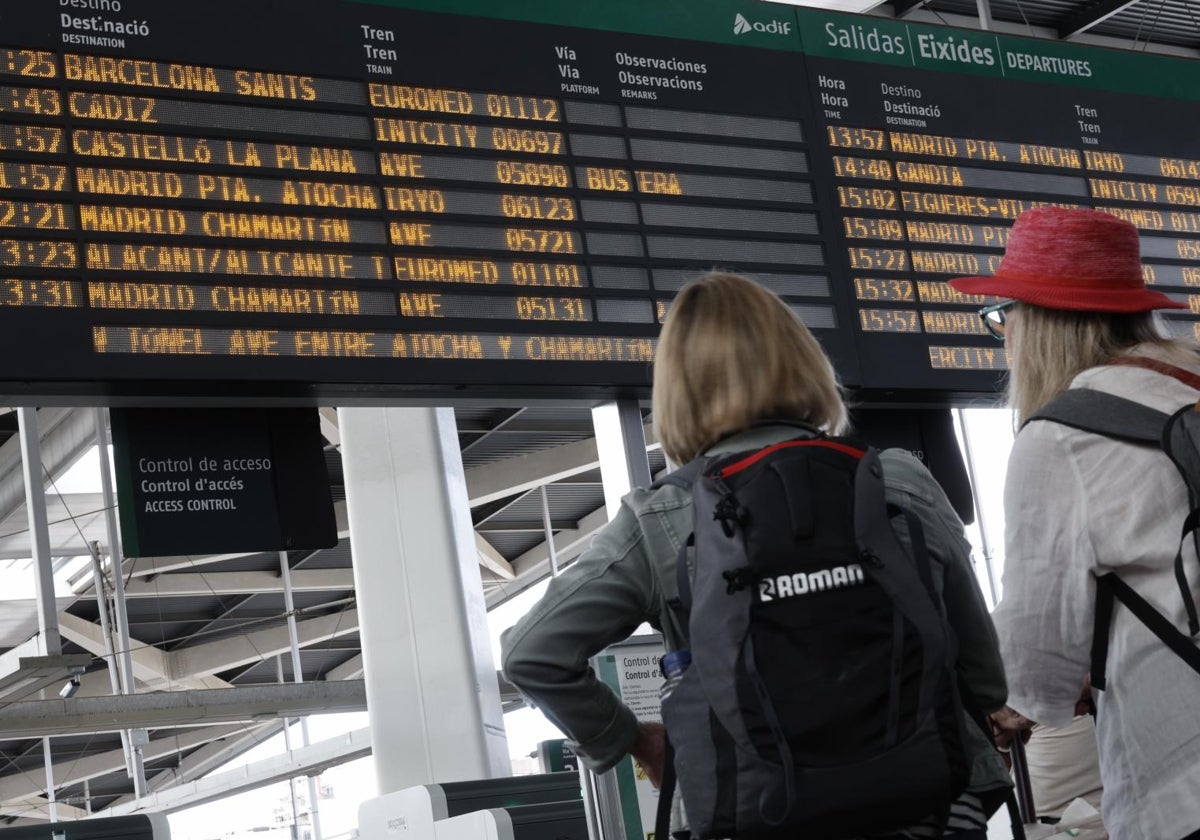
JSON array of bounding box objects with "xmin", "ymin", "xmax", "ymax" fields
[
  {"xmin": 955, "ymin": 409, "xmax": 1000, "ymax": 609},
  {"xmin": 976, "ymin": 0, "xmax": 994, "ymax": 30},
  {"xmin": 591, "ymin": 401, "xmax": 651, "ymax": 519},
  {"xmin": 42, "ymin": 737, "xmax": 56, "ymax": 822},
  {"xmin": 584, "ymin": 400, "xmax": 652, "ymax": 840},
  {"xmin": 88, "ymin": 540, "xmax": 136, "ymax": 782},
  {"xmin": 277, "ymin": 656, "xmax": 303, "ymax": 840},
  {"xmin": 93, "ymin": 409, "xmax": 148, "ymax": 797},
  {"xmin": 18, "ymin": 408, "xmax": 61, "ymax": 656},
  {"xmin": 281, "ymin": 551, "xmax": 322, "ymax": 840},
  {"xmin": 338, "ymin": 406, "xmax": 509, "ymax": 794},
  {"xmin": 539, "ymin": 486, "xmax": 559, "ymax": 577}
]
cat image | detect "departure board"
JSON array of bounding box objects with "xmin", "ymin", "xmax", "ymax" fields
[
  {"xmin": 802, "ymin": 14, "xmax": 1200, "ymax": 396},
  {"xmin": 0, "ymin": 0, "xmax": 1199, "ymax": 403}
]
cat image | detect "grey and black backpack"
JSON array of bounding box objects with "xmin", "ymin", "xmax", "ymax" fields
[{"xmin": 654, "ymin": 435, "xmax": 969, "ymax": 839}]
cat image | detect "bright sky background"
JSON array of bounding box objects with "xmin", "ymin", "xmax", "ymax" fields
[{"xmin": 49, "ymin": 409, "xmax": 1017, "ymax": 839}]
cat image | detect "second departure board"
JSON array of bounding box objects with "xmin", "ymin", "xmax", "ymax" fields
[{"xmin": 0, "ymin": 0, "xmax": 1198, "ymax": 403}]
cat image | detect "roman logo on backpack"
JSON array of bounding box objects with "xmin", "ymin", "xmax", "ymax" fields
[
  {"xmin": 654, "ymin": 435, "xmax": 969, "ymax": 838},
  {"xmin": 1027, "ymin": 357, "xmax": 1200, "ymax": 690}
]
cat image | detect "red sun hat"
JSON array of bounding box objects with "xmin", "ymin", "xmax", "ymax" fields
[{"xmin": 948, "ymin": 206, "xmax": 1185, "ymax": 312}]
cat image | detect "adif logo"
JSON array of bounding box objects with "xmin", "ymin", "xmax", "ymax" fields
[
  {"xmin": 734, "ymin": 12, "xmax": 793, "ymax": 36},
  {"xmin": 759, "ymin": 564, "xmax": 864, "ymax": 601}
]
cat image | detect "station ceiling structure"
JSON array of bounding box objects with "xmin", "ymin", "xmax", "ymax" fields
[
  {"xmin": 0, "ymin": 0, "xmax": 1196, "ymax": 827},
  {"xmin": 880, "ymin": 0, "xmax": 1200, "ymax": 52}
]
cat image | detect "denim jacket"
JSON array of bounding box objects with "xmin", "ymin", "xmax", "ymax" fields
[{"xmin": 501, "ymin": 424, "xmax": 1010, "ymax": 796}]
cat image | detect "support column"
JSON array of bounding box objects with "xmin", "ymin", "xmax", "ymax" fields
[
  {"xmin": 954, "ymin": 409, "xmax": 1000, "ymax": 609},
  {"xmin": 591, "ymin": 401, "xmax": 651, "ymax": 518},
  {"xmin": 42, "ymin": 738, "xmax": 56, "ymax": 823},
  {"xmin": 584, "ymin": 400, "xmax": 652, "ymax": 840},
  {"xmin": 539, "ymin": 486, "xmax": 559, "ymax": 578},
  {"xmin": 281, "ymin": 551, "xmax": 322, "ymax": 840},
  {"xmin": 94, "ymin": 409, "xmax": 148, "ymax": 798},
  {"xmin": 88, "ymin": 540, "xmax": 136, "ymax": 785},
  {"xmin": 277, "ymin": 656, "xmax": 302, "ymax": 840},
  {"xmin": 18, "ymin": 408, "xmax": 61, "ymax": 656},
  {"xmin": 976, "ymin": 0, "xmax": 994, "ymax": 29},
  {"xmin": 338, "ymin": 407, "xmax": 508, "ymax": 794}
]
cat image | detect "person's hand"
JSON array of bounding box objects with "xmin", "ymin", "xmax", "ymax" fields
[
  {"xmin": 1074, "ymin": 673, "xmax": 1096, "ymax": 717},
  {"xmin": 988, "ymin": 705, "xmax": 1035, "ymax": 751},
  {"xmin": 629, "ymin": 721, "xmax": 667, "ymax": 788}
]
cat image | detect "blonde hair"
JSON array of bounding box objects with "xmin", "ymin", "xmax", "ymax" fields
[
  {"xmin": 1007, "ymin": 304, "xmax": 1198, "ymax": 423},
  {"xmin": 652, "ymin": 272, "xmax": 847, "ymax": 465}
]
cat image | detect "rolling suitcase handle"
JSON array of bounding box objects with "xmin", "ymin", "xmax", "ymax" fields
[{"xmin": 1009, "ymin": 733, "xmax": 1037, "ymax": 828}]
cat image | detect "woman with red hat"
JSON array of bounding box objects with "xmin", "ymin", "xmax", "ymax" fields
[{"xmin": 950, "ymin": 206, "xmax": 1200, "ymax": 840}]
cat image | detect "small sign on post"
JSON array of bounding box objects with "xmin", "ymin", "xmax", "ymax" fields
[{"xmin": 111, "ymin": 407, "xmax": 337, "ymax": 557}]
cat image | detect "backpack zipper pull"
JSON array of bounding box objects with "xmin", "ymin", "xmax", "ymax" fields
[
  {"xmin": 713, "ymin": 493, "xmax": 743, "ymax": 537},
  {"xmin": 721, "ymin": 567, "xmax": 756, "ymax": 594}
]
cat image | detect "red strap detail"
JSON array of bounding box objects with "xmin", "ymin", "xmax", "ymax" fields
[
  {"xmin": 714, "ymin": 439, "xmax": 864, "ymax": 479},
  {"xmin": 1109, "ymin": 355, "xmax": 1200, "ymax": 391}
]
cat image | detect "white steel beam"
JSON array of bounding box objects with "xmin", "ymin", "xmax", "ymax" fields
[
  {"xmin": 1059, "ymin": 0, "xmax": 1143, "ymax": 39},
  {"xmin": 0, "ymin": 724, "xmax": 251, "ymax": 806},
  {"xmin": 465, "ymin": 425, "xmax": 658, "ymax": 507},
  {"xmin": 142, "ymin": 722, "xmax": 283, "ymax": 794},
  {"xmin": 102, "ymin": 727, "xmax": 372, "ymax": 817},
  {"xmin": 0, "ymin": 636, "xmax": 90, "ymax": 699},
  {"xmin": 6, "ymin": 799, "xmax": 89, "ymax": 823},
  {"xmin": 318, "ymin": 407, "xmax": 341, "ymax": 447},
  {"xmin": 0, "ymin": 681, "xmax": 366, "ymax": 738},
  {"xmin": 57, "ymin": 613, "xmax": 230, "ymax": 691},
  {"xmin": 324, "ymin": 654, "xmax": 363, "ymax": 682},
  {"xmin": 475, "ymin": 534, "xmax": 514, "ymax": 580},
  {"xmin": 0, "ymin": 408, "xmax": 95, "ymax": 521},
  {"xmin": 484, "ymin": 505, "xmax": 608, "ymax": 607},
  {"xmin": 466, "ymin": 435, "xmax": 601, "ymax": 506},
  {"xmin": 114, "ymin": 570, "xmax": 356, "ymax": 598},
  {"xmin": 169, "ymin": 609, "xmax": 359, "ymax": 678}
]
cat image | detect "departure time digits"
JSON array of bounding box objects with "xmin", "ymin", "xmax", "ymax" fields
[
  {"xmin": 0, "ymin": 125, "xmax": 63, "ymax": 153},
  {"xmin": 0, "ymin": 278, "xmax": 79, "ymax": 306},
  {"xmin": 0, "ymin": 201, "xmax": 71, "ymax": 230},
  {"xmin": 0, "ymin": 164, "xmax": 69, "ymax": 192},
  {"xmin": 0, "ymin": 240, "xmax": 76, "ymax": 268},
  {"xmin": 827, "ymin": 126, "xmax": 885, "ymax": 150},
  {"xmin": 859, "ymin": 308, "xmax": 919, "ymax": 332},
  {"xmin": 854, "ymin": 278, "xmax": 914, "ymax": 302},
  {"xmin": 1, "ymin": 50, "xmax": 56, "ymax": 79},
  {"xmin": 843, "ymin": 217, "xmax": 904, "ymax": 241},
  {"xmin": 0, "ymin": 85, "xmax": 60, "ymax": 116}
]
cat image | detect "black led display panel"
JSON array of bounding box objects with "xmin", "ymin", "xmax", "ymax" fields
[{"xmin": 0, "ymin": 0, "xmax": 1198, "ymax": 403}]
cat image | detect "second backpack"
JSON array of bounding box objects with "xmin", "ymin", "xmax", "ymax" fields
[{"xmin": 658, "ymin": 437, "xmax": 968, "ymax": 838}]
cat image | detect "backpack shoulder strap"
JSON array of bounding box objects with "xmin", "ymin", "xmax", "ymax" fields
[
  {"xmin": 1026, "ymin": 388, "xmax": 1169, "ymax": 446},
  {"xmin": 650, "ymin": 456, "xmax": 707, "ymax": 492},
  {"xmin": 651, "ymin": 457, "xmax": 708, "ymax": 619},
  {"xmin": 854, "ymin": 448, "xmax": 954, "ymax": 679},
  {"xmin": 1034, "ymin": 390, "xmax": 1200, "ymax": 637},
  {"xmin": 1091, "ymin": 572, "xmax": 1200, "ymax": 690}
]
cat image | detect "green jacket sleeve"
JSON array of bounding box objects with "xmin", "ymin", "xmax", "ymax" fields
[{"xmin": 500, "ymin": 500, "xmax": 662, "ymax": 773}]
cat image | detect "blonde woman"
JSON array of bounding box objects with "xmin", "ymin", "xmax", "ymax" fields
[
  {"xmin": 951, "ymin": 206, "xmax": 1200, "ymax": 840},
  {"xmin": 502, "ymin": 271, "xmax": 1008, "ymax": 838}
]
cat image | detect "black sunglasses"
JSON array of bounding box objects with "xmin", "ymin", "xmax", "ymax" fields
[{"xmin": 977, "ymin": 299, "xmax": 1017, "ymax": 341}]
